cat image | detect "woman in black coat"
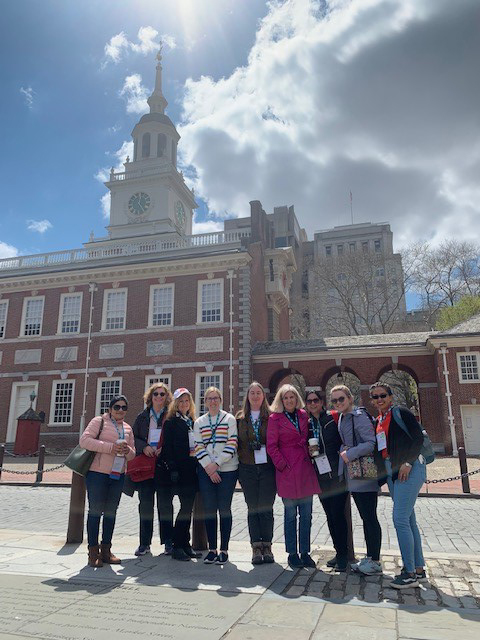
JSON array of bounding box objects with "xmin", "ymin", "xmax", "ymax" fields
[{"xmin": 160, "ymin": 388, "xmax": 201, "ymax": 561}]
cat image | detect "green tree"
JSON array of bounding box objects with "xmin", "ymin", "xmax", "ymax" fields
[{"xmin": 435, "ymin": 295, "xmax": 480, "ymax": 331}]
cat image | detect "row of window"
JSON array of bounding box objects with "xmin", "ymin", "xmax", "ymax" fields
[
  {"xmin": 47, "ymin": 373, "xmax": 223, "ymax": 426},
  {"xmin": 0, "ymin": 279, "xmax": 224, "ymax": 338},
  {"xmin": 325, "ymin": 239, "xmax": 382, "ymax": 257}
]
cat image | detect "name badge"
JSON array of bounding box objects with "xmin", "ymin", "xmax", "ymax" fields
[
  {"xmin": 110, "ymin": 455, "xmax": 125, "ymax": 480},
  {"xmin": 149, "ymin": 427, "xmax": 162, "ymax": 447},
  {"xmin": 376, "ymin": 431, "xmax": 387, "ymax": 451},
  {"xmin": 254, "ymin": 445, "xmax": 268, "ymax": 465},
  {"xmin": 188, "ymin": 431, "xmax": 196, "ymax": 450},
  {"xmin": 315, "ymin": 454, "xmax": 332, "ymax": 475}
]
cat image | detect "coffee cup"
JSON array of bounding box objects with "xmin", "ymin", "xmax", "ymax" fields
[
  {"xmin": 116, "ymin": 438, "xmax": 127, "ymax": 456},
  {"xmin": 308, "ymin": 437, "xmax": 320, "ymax": 457}
]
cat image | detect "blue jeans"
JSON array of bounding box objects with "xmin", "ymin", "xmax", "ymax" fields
[
  {"xmin": 282, "ymin": 496, "xmax": 313, "ymax": 555},
  {"xmin": 85, "ymin": 471, "xmax": 125, "ymax": 546},
  {"xmin": 386, "ymin": 459, "xmax": 426, "ymax": 573},
  {"xmin": 198, "ymin": 468, "xmax": 238, "ymax": 551}
]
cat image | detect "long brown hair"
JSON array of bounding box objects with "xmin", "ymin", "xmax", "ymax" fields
[
  {"xmin": 143, "ymin": 382, "xmax": 172, "ymax": 409},
  {"xmin": 236, "ymin": 381, "xmax": 270, "ymax": 420},
  {"xmin": 166, "ymin": 390, "xmax": 197, "ymax": 421}
]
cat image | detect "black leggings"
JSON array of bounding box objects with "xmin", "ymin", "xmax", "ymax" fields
[{"xmin": 352, "ymin": 491, "xmax": 382, "ymax": 561}]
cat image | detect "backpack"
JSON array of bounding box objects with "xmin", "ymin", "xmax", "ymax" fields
[{"xmin": 392, "ymin": 407, "xmax": 435, "ymax": 465}]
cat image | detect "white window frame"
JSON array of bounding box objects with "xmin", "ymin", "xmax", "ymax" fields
[
  {"xmin": 20, "ymin": 296, "xmax": 45, "ymax": 337},
  {"xmin": 96, "ymin": 377, "xmax": 122, "ymax": 415},
  {"xmin": 457, "ymin": 352, "xmax": 480, "ymax": 384},
  {"xmin": 148, "ymin": 284, "xmax": 174, "ymax": 328},
  {"xmin": 49, "ymin": 380, "xmax": 75, "ymax": 426},
  {"xmin": 101, "ymin": 288, "xmax": 128, "ymax": 331},
  {"xmin": 0, "ymin": 299, "xmax": 9, "ymax": 339},
  {"xmin": 195, "ymin": 371, "xmax": 224, "ymax": 415},
  {"xmin": 197, "ymin": 278, "xmax": 224, "ymax": 324},
  {"xmin": 144, "ymin": 374, "xmax": 172, "ymax": 392},
  {"xmin": 57, "ymin": 292, "xmax": 83, "ymax": 335}
]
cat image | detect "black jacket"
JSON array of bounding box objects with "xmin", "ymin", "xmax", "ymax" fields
[
  {"xmin": 132, "ymin": 407, "xmax": 166, "ymax": 455},
  {"xmin": 159, "ymin": 415, "xmax": 198, "ymax": 488},
  {"xmin": 308, "ymin": 410, "xmax": 345, "ymax": 495},
  {"xmin": 375, "ymin": 406, "xmax": 424, "ymax": 484}
]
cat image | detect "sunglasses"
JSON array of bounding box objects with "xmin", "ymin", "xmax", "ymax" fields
[
  {"xmin": 371, "ymin": 393, "xmax": 388, "ymax": 400},
  {"xmin": 112, "ymin": 404, "xmax": 128, "ymax": 411},
  {"xmin": 331, "ymin": 396, "xmax": 346, "ymax": 404},
  {"xmin": 153, "ymin": 391, "xmax": 166, "ymax": 397},
  {"xmin": 306, "ymin": 398, "xmax": 320, "ymax": 404}
]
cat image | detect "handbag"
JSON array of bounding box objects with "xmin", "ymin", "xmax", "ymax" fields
[
  {"xmin": 126, "ymin": 454, "xmax": 156, "ymax": 482},
  {"xmin": 64, "ymin": 418, "xmax": 104, "ymax": 477},
  {"xmin": 345, "ymin": 413, "xmax": 378, "ymax": 480}
]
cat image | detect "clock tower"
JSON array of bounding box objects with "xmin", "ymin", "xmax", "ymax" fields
[{"xmin": 102, "ymin": 47, "xmax": 196, "ymax": 240}]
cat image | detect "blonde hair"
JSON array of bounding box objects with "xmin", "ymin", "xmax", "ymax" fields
[
  {"xmin": 270, "ymin": 384, "xmax": 305, "ymax": 414},
  {"xmin": 143, "ymin": 382, "xmax": 173, "ymax": 409},
  {"xmin": 236, "ymin": 381, "xmax": 271, "ymax": 420},
  {"xmin": 166, "ymin": 390, "xmax": 196, "ymax": 421},
  {"xmin": 329, "ymin": 384, "xmax": 353, "ymax": 401},
  {"xmin": 204, "ymin": 386, "xmax": 222, "ymax": 403}
]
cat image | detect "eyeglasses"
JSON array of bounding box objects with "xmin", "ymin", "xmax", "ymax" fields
[
  {"xmin": 112, "ymin": 404, "xmax": 128, "ymax": 411},
  {"xmin": 153, "ymin": 391, "xmax": 166, "ymax": 397},
  {"xmin": 331, "ymin": 396, "xmax": 346, "ymax": 404},
  {"xmin": 371, "ymin": 393, "xmax": 388, "ymax": 400},
  {"xmin": 206, "ymin": 396, "xmax": 221, "ymax": 401},
  {"xmin": 306, "ymin": 398, "xmax": 320, "ymax": 404}
]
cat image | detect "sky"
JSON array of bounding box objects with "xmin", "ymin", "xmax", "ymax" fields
[{"xmin": 1, "ymin": 0, "xmax": 479, "ymax": 264}]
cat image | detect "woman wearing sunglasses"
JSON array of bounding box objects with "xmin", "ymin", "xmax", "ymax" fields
[
  {"xmin": 305, "ymin": 390, "xmax": 349, "ymax": 571},
  {"xmin": 80, "ymin": 395, "xmax": 135, "ymax": 567},
  {"xmin": 131, "ymin": 382, "xmax": 173, "ymax": 556},
  {"xmin": 370, "ymin": 382, "xmax": 426, "ymax": 589},
  {"xmin": 331, "ymin": 384, "xmax": 382, "ymax": 576},
  {"xmin": 267, "ymin": 384, "xmax": 320, "ymax": 569}
]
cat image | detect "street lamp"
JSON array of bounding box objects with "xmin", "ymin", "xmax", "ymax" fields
[{"xmin": 29, "ymin": 390, "xmax": 36, "ymax": 407}]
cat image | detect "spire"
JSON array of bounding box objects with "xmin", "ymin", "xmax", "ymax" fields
[{"xmin": 147, "ymin": 44, "xmax": 168, "ymax": 114}]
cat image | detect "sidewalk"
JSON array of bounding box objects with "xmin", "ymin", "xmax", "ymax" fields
[{"xmin": 0, "ymin": 529, "xmax": 479, "ymax": 639}]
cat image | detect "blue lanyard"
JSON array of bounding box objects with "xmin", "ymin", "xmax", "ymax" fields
[
  {"xmin": 284, "ymin": 411, "xmax": 299, "ymax": 432},
  {"xmin": 110, "ymin": 416, "xmax": 124, "ymax": 440},
  {"xmin": 208, "ymin": 412, "xmax": 222, "ymax": 446},
  {"xmin": 251, "ymin": 415, "xmax": 261, "ymax": 442},
  {"xmin": 310, "ymin": 416, "xmax": 319, "ymax": 439},
  {"xmin": 150, "ymin": 407, "xmax": 165, "ymax": 424}
]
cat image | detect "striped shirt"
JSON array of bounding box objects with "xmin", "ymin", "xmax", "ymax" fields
[{"xmin": 193, "ymin": 410, "xmax": 238, "ymax": 471}]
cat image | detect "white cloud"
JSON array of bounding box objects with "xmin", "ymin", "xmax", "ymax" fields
[
  {"xmin": 100, "ymin": 192, "xmax": 111, "ymax": 220},
  {"xmin": 95, "ymin": 140, "xmax": 134, "ymax": 218},
  {"xmin": 103, "ymin": 27, "xmax": 176, "ymax": 64},
  {"xmin": 178, "ymin": 0, "xmax": 480, "ymax": 247},
  {"xmin": 192, "ymin": 219, "xmax": 224, "ymax": 235},
  {"xmin": 120, "ymin": 74, "xmax": 149, "ymax": 114},
  {"xmin": 0, "ymin": 241, "xmax": 19, "ymax": 258},
  {"xmin": 20, "ymin": 86, "xmax": 34, "ymax": 109},
  {"xmin": 27, "ymin": 219, "xmax": 52, "ymax": 234}
]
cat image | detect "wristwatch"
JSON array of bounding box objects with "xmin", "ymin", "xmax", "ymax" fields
[{"xmin": 404, "ymin": 462, "xmax": 412, "ymax": 468}]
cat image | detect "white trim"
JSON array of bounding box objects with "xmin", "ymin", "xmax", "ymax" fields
[
  {"xmin": 197, "ymin": 278, "xmax": 224, "ymax": 324},
  {"xmin": 6, "ymin": 381, "xmax": 39, "ymax": 442},
  {"xmin": 144, "ymin": 374, "xmax": 172, "ymax": 391},
  {"xmin": 457, "ymin": 351, "xmax": 480, "ymax": 384},
  {"xmin": 0, "ymin": 298, "xmax": 9, "ymax": 339},
  {"xmin": 148, "ymin": 283, "xmax": 175, "ymax": 328},
  {"xmin": 101, "ymin": 288, "xmax": 128, "ymax": 331},
  {"xmin": 49, "ymin": 379, "xmax": 76, "ymax": 426},
  {"xmin": 195, "ymin": 371, "xmax": 224, "ymax": 415},
  {"xmin": 20, "ymin": 295, "xmax": 45, "ymax": 337},
  {"xmin": 460, "ymin": 404, "xmax": 480, "ymax": 455},
  {"xmin": 57, "ymin": 292, "xmax": 83, "ymax": 335},
  {"xmin": 95, "ymin": 377, "xmax": 122, "ymax": 415}
]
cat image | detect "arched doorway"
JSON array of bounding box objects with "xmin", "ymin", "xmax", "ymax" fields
[
  {"xmin": 324, "ymin": 371, "xmax": 362, "ymax": 408},
  {"xmin": 268, "ymin": 368, "xmax": 305, "ymax": 401},
  {"xmin": 375, "ymin": 367, "xmax": 420, "ymax": 419}
]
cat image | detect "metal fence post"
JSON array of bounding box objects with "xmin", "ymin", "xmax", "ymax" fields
[
  {"xmin": 345, "ymin": 493, "xmax": 355, "ymax": 562},
  {"xmin": 458, "ymin": 446, "xmax": 470, "ymax": 494},
  {"xmin": 35, "ymin": 445, "xmax": 45, "ymax": 484},
  {"xmin": 0, "ymin": 444, "xmax": 4, "ymax": 481},
  {"xmin": 67, "ymin": 473, "xmax": 86, "ymax": 543}
]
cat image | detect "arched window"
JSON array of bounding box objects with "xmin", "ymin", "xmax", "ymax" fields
[
  {"xmin": 171, "ymin": 140, "xmax": 177, "ymax": 166},
  {"xmin": 142, "ymin": 133, "xmax": 151, "ymax": 158},
  {"xmin": 157, "ymin": 133, "xmax": 167, "ymax": 157},
  {"xmin": 133, "ymin": 138, "xmax": 138, "ymax": 161}
]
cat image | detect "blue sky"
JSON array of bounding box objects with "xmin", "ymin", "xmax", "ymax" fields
[{"xmin": 1, "ymin": 0, "xmax": 479, "ymax": 291}]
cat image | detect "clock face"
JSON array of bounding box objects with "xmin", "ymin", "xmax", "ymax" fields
[
  {"xmin": 175, "ymin": 201, "xmax": 186, "ymax": 227},
  {"xmin": 128, "ymin": 192, "xmax": 151, "ymax": 216}
]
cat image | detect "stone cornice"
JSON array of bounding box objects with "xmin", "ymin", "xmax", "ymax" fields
[
  {"xmin": 427, "ymin": 335, "xmax": 480, "ymax": 349},
  {"xmin": 253, "ymin": 343, "xmax": 431, "ymax": 363}
]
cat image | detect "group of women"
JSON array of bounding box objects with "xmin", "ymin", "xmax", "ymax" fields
[{"xmin": 79, "ymin": 378, "xmax": 427, "ymax": 590}]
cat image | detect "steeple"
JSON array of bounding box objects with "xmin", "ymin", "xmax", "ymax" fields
[{"xmin": 147, "ymin": 45, "xmax": 168, "ymax": 114}]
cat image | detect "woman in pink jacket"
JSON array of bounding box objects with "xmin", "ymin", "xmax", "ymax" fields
[
  {"xmin": 267, "ymin": 384, "xmax": 320, "ymax": 569},
  {"xmin": 79, "ymin": 395, "xmax": 135, "ymax": 567}
]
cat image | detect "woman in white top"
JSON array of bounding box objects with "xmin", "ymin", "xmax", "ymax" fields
[{"xmin": 194, "ymin": 386, "xmax": 238, "ymax": 565}]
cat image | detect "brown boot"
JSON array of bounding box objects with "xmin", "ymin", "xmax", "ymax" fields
[
  {"xmin": 251, "ymin": 542, "xmax": 264, "ymax": 565},
  {"xmin": 88, "ymin": 545, "xmax": 103, "ymax": 568},
  {"xmin": 262, "ymin": 542, "xmax": 274, "ymax": 564},
  {"xmin": 100, "ymin": 543, "xmax": 121, "ymax": 564}
]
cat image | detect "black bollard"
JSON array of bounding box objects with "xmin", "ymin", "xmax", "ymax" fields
[
  {"xmin": 345, "ymin": 493, "xmax": 355, "ymax": 562},
  {"xmin": 0, "ymin": 444, "xmax": 4, "ymax": 481},
  {"xmin": 458, "ymin": 447, "xmax": 470, "ymax": 494},
  {"xmin": 35, "ymin": 445, "xmax": 46, "ymax": 484},
  {"xmin": 66, "ymin": 473, "xmax": 87, "ymax": 543}
]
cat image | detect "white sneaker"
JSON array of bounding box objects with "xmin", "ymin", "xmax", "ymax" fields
[
  {"xmin": 357, "ymin": 558, "xmax": 382, "ymax": 576},
  {"xmin": 350, "ymin": 556, "xmax": 369, "ymax": 572}
]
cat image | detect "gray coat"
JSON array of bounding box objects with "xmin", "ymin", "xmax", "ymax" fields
[{"xmin": 338, "ymin": 407, "xmax": 378, "ymax": 493}]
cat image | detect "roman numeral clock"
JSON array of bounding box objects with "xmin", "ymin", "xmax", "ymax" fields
[{"xmin": 127, "ymin": 192, "xmax": 152, "ymax": 222}]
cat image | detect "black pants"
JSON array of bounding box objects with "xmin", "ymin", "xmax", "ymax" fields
[
  {"xmin": 352, "ymin": 491, "xmax": 382, "ymax": 561},
  {"xmin": 320, "ymin": 489, "xmax": 349, "ymax": 560},
  {"xmin": 238, "ymin": 463, "xmax": 276, "ymax": 544},
  {"xmin": 172, "ymin": 484, "xmax": 197, "ymax": 549},
  {"xmin": 138, "ymin": 479, "xmax": 173, "ymax": 546}
]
